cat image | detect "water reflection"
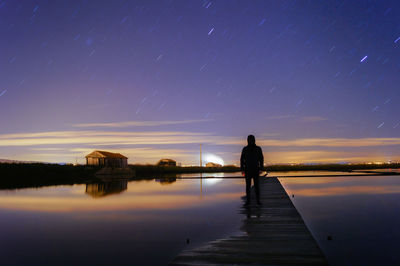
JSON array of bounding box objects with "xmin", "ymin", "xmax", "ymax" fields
[
  {"xmin": 2, "ymin": 173, "xmax": 400, "ymax": 265},
  {"xmin": 0, "ymin": 178, "xmax": 245, "ymax": 266},
  {"xmin": 280, "ymin": 175, "xmax": 400, "ymax": 266},
  {"xmin": 85, "ymin": 180, "xmax": 128, "ymax": 198},
  {"xmin": 180, "ymin": 172, "xmax": 241, "ymax": 178},
  {"xmin": 0, "ymin": 179, "xmax": 244, "ymax": 212},
  {"xmin": 155, "ymin": 177, "xmax": 177, "ymax": 185},
  {"xmin": 280, "ymin": 176, "xmax": 400, "ymax": 196},
  {"xmin": 203, "ymin": 178, "xmax": 223, "ymax": 186}
]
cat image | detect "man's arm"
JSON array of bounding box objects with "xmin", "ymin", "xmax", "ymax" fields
[
  {"xmin": 240, "ymin": 147, "xmax": 245, "ymax": 171},
  {"xmin": 258, "ymin": 147, "xmax": 264, "ymax": 170}
]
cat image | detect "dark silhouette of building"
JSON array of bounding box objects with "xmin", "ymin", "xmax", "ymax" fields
[
  {"xmin": 157, "ymin": 158, "xmax": 177, "ymax": 166},
  {"xmin": 85, "ymin": 150, "xmax": 128, "ymax": 168}
]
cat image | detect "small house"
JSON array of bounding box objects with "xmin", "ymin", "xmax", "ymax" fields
[
  {"xmin": 85, "ymin": 150, "xmax": 128, "ymax": 168},
  {"xmin": 157, "ymin": 158, "xmax": 177, "ymax": 166}
]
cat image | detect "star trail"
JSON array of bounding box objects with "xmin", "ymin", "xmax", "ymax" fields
[{"xmin": 0, "ymin": 0, "xmax": 399, "ymax": 164}]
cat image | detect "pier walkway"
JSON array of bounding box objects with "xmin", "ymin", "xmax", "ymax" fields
[{"xmin": 170, "ymin": 177, "xmax": 328, "ymax": 265}]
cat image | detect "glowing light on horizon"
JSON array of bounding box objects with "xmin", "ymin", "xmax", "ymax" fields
[{"xmin": 204, "ymin": 153, "xmax": 224, "ymax": 166}]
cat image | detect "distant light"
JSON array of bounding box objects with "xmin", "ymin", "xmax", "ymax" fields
[
  {"xmin": 394, "ymin": 37, "xmax": 400, "ymax": 43},
  {"xmin": 0, "ymin": 89, "xmax": 6, "ymax": 97},
  {"xmin": 360, "ymin": 55, "xmax": 368, "ymax": 62},
  {"xmin": 208, "ymin": 28, "xmax": 214, "ymax": 35},
  {"xmin": 205, "ymin": 178, "xmax": 222, "ymax": 185},
  {"xmin": 204, "ymin": 153, "xmax": 224, "ymax": 166}
]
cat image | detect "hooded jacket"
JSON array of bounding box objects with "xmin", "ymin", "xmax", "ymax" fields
[{"xmin": 240, "ymin": 140, "xmax": 264, "ymax": 172}]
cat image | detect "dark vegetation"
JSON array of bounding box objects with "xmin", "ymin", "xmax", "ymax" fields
[
  {"xmin": 264, "ymin": 163, "xmax": 400, "ymax": 172},
  {"xmin": 132, "ymin": 164, "xmax": 238, "ymax": 177},
  {"xmin": 132, "ymin": 163, "xmax": 400, "ymax": 175},
  {"xmin": 0, "ymin": 162, "xmax": 399, "ymax": 190},
  {"xmin": 0, "ymin": 163, "xmax": 99, "ymax": 189}
]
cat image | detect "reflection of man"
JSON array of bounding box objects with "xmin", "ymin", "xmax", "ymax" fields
[{"xmin": 240, "ymin": 135, "xmax": 264, "ymax": 206}]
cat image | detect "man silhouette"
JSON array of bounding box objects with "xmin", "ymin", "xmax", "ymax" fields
[{"xmin": 240, "ymin": 135, "xmax": 264, "ymax": 206}]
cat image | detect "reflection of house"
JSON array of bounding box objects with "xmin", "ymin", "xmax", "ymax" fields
[
  {"xmin": 157, "ymin": 158, "xmax": 177, "ymax": 166},
  {"xmin": 85, "ymin": 180, "xmax": 128, "ymax": 198},
  {"xmin": 155, "ymin": 177, "xmax": 177, "ymax": 185},
  {"xmin": 206, "ymin": 162, "xmax": 222, "ymax": 167},
  {"xmin": 85, "ymin": 150, "xmax": 128, "ymax": 168}
]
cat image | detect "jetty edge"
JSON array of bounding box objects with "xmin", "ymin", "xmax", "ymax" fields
[{"xmin": 169, "ymin": 177, "xmax": 328, "ymax": 265}]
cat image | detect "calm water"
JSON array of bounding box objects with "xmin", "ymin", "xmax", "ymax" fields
[
  {"xmin": 280, "ymin": 175, "xmax": 400, "ymax": 266},
  {"xmin": 0, "ymin": 178, "xmax": 245, "ymax": 266},
  {"xmin": 1, "ymin": 173, "xmax": 400, "ymax": 265}
]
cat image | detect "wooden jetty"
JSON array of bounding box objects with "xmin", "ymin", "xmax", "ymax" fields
[{"xmin": 170, "ymin": 177, "xmax": 328, "ymax": 265}]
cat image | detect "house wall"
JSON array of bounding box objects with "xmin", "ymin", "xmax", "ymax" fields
[
  {"xmin": 87, "ymin": 157, "xmax": 100, "ymax": 166},
  {"xmin": 104, "ymin": 158, "xmax": 128, "ymax": 168},
  {"xmin": 87, "ymin": 157, "xmax": 127, "ymax": 168}
]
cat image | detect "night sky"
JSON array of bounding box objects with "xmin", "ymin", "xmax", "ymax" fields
[{"xmin": 1, "ymin": 0, "xmax": 400, "ymax": 165}]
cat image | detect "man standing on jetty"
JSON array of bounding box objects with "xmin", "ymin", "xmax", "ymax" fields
[{"xmin": 240, "ymin": 135, "xmax": 264, "ymax": 206}]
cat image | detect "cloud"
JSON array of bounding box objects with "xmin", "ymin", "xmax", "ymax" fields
[
  {"xmin": 73, "ymin": 119, "xmax": 212, "ymax": 128},
  {"xmin": 264, "ymin": 150, "xmax": 388, "ymax": 164},
  {"xmin": 223, "ymin": 137, "xmax": 400, "ymax": 147},
  {"xmin": 1, "ymin": 130, "xmax": 400, "ymax": 164},
  {"xmin": 259, "ymin": 133, "xmax": 279, "ymax": 137},
  {"xmin": 1, "ymin": 131, "xmax": 400, "ymax": 148},
  {"xmin": 69, "ymin": 147, "xmax": 194, "ymax": 161},
  {"xmin": 301, "ymin": 116, "xmax": 328, "ymax": 122},
  {"xmin": 30, "ymin": 147, "xmax": 64, "ymax": 151},
  {"xmin": 0, "ymin": 131, "xmax": 215, "ymax": 146},
  {"xmin": 265, "ymin": 115, "xmax": 327, "ymax": 122},
  {"xmin": 265, "ymin": 115, "xmax": 294, "ymax": 120}
]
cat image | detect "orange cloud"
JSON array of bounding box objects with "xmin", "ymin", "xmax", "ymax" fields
[
  {"xmin": 73, "ymin": 119, "xmax": 212, "ymax": 128},
  {"xmin": 0, "ymin": 130, "xmax": 399, "ymax": 164}
]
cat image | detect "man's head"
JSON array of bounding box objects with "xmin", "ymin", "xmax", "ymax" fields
[{"xmin": 247, "ymin": 135, "xmax": 256, "ymax": 146}]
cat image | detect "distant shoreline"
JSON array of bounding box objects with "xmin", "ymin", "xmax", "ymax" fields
[{"xmin": 0, "ymin": 162, "xmax": 399, "ymax": 190}]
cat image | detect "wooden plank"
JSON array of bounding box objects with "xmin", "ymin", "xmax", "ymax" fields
[{"xmin": 169, "ymin": 177, "xmax": 328, "ymax": 265}]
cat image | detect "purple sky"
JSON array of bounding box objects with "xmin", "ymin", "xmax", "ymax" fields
[{"xmin": 1, "ymin": 1, "xmax": 400, "ymax": 164}]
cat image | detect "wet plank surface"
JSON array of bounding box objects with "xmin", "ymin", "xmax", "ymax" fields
[{"xmin": 169, "ymin": 177, "xmax": 328, "ymax": 265}]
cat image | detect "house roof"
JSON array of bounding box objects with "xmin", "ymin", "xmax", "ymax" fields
[
  {"xmin": 85, "ymin": 150, "xmax": 128, "ymax": 159},
  {"xmin": 159, "ymin": 158, "xmax": 176, "ymax": 162}
]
